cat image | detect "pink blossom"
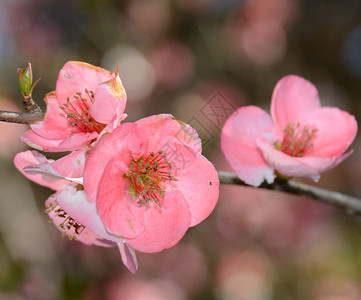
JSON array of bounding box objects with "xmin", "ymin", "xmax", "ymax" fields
[
  {"xmin": 83, "ymin": 114, "xmax": 219, "ymax": 253},
  {"xmin": 21, "ymin": 61, "xmax": 127, "ymax": 152},
  {"xmin": 221, "ymin": 75, "xmax": 357, "ymax": 186},
  {"xmin": 14, "ymin": 150, "xmax": 138, "ymax": 273}
]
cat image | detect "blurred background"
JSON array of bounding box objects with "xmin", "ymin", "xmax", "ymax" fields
[{"xmin": 1, "ymin": 0, "xmax": 361, "ymax": 299}]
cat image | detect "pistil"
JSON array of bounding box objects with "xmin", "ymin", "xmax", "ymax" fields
[
  {"xmin": 125, "ymin": 151, "xmax": 177, "ymax": 207},
  {"xmin": 275, "ymin": 122, "xmax": 318, "ymax": 157},
  {"xmin": 60, "ymin": 89, "xmax": 105, "ymax": 133}
]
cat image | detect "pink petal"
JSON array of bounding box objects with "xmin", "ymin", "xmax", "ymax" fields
[
  {"xmin": 48, "ymin": 149, "xmax": 86, "ymax": 179},
  {"xmin": 257, "ymin": 139, "xmax": 320, "ymax": 181},
  {"xmin": 118, "ymin": 242, "xmax": 138, "ymax": 273},
  {"xmin": 271, "ymin": 75, "xmax": 321, "ymax": 139},
  {"xmin": 51, "ymin": 131, "xmax": 99, "ymax": 152},
  {"xmin": 298, "ymin": 150, "xmax": 353, "ymax": 174},
  {"xmin": 126, "ymin": 190, "xmax": 191, "ymax": 253},
  {"xmin": 56, "ymin": 61, "xmax": 113, "ymax": 106},
  {"xmin": 135, "ymin": 114, "xmax": 202, "ymax": 154},
  {"xmin": 89, "ymin": 75, "xmax": 127, "ymax": 124},
  {"xmin": 221, "ymin": 106, "xmax": 276, "ymax": 187},
  {"xmin": 84, "ymin": 123, "xmax": 144, "ymax": 203},
  {"xmin": 100, "ymin": 112, "xmax": 128, "ymax": 136},
  {"xmin": 171, "ymin": 143, "xmax": 219, "ymax": 226},
  {"xmin": 14, "ymin": 151, "xmax": 70, "ymax": 191},
  {"xmin": 20, "ymin": 130, "xmax": 63, "ymax": 151},
  {"xmin": 18, "ymin": 150, "xmax": 85, "ymax": 186},
  {"xmin": 45, "ymin": 194, "xmax": 114, "ymax": 247},
  {"xmin": 307, "ymin": 107, "xmax": 357, "ymax": 157},
  {"xmin": 96, "ymin": 159, "xmax": 146, "ymax": 239},
  {"xmin": 29, "ymin": 92, "xmax": 71, "ymax": 140},
  {"xmin": 56, "ymin": 186, "xmax": 125, "ymax": 243}
]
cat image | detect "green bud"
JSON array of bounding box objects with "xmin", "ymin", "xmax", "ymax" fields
[
  {"xmin": 17, "ymin": 63, "xmax": 33, "ymax": 96},
  {"xmin": 17, "ymin": 63, "xmax": 40, "ymax": 98}
]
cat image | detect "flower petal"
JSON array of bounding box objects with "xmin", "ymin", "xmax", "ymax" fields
[
  {"xmin": 20, "ymin": 130, "xmax": 63, "ymax": 151},
  {"xmin": 56, "ymin": 185, "xmax": 125, "ymax": 243},
  {"xmin": 89, "ymin": 75, "xmax": 127, "ymax": 124},
  {"xmin": 298, "ymin": 150, "xmax": 353, "ymax": 174},
  {"xmin": 171, "ymin": 143, "xmax": 219, "ymax": 226},
  {"xmin": 56, "ymin": 61, "xmax": 113, "ymax": 106},
  {"xmin": 307, "ymin": 107, "xmax": 357, "ymax": 157},
  {"xmin": 135, "ymin": 114, "xmax": 202, "ymax": 155},
  {"xmin": 271, "ymin": 75, "xmax": 321, "ymax": 139},
  {"xmin": 126, "ymin": 190, "xmax": 191, "ymax": 253},
  {"xmin": 96, "ymin": 159, "xmax": 146, "ymax": 239},
  {"xmin": 84, "ymin": 122, "xmax": 144, "ymax": 203},
  {"xmin": 51, "ymin": 131, "xmax": 99, "ymax": 152},
  {"xmin": 221, "ymin": 106, "xmax": 276, "ymax": 187},
  {"xmin": 50, "ymin": 149, "xmax": 86, "ymax": 179},
  {"xmin": 14, "ymin": 151, "xmax": 71, "ymax": 190},
  {"xmin": 117, "ymin": 242, "xmax": 138, "ymax": 273},
  {"xmin": 257, "ymin": 139, "xmax": 320, "ymax": 181},
  {"xmin": 45, "ymin": 194, "xmax": 115, "ymax": 247},
  {"xmin": 28, "ymin": 92, "xmax": 71, "ymax": 140},
  {"xmin": 17, "ymin": 150, "xmax": 85, "ymax": 187}
]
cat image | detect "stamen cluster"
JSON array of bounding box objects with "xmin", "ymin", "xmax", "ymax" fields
[
  {"xmin": 275, "ymin": 122, "xmax": 318, "ymax": 157},
  {"xmin": 59, "ymin": 89, "xmax": 105, "ymax": 133},
  {"xmin": 125, "ymin": 151, "xmax": 177, "ymax": 207}
]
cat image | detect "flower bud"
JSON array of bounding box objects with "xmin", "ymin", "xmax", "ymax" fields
[
  {"xmin": 17, "ymin": 63, "xmax": 40, "ymax": 98},
  {"xmin": 17, "ymin": 63, "xmax": 33, "ymax": 97}
]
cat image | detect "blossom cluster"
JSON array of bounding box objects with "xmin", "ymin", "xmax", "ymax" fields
[
  {"xmin": 14, "ymin": 61, "xmax": 220, "ymax": 273},
  {"xmin": 15, "ymin": 62, "xmax": 357, "ymax": 274}
]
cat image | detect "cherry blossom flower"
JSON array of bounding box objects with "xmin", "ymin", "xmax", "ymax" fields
[
  {"xmin": 82, "ymin": 114, "xmax": 219, "ymax": 253},
  {"xmin": 14, "ymin": 150, "xmax": 138, "ymax": 273},
  {"xmin": 21, "ymin": 61, "xmax": 127, "ymax": 152},
  {"xmin": 221, "ymin": 75, "xmax": 357, "ymax": 187}
]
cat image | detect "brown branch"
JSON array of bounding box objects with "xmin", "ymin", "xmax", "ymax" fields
[
  {"xmin": 0, "ymin": 107, "xmax": 43, "ymax": 124},
  {"xmin": 22, "ymin": 93, "xmax": 41, "ymax": 113},
  {"xmin": 218, "ymin": 171, "xmax": 361, "ymax": 216}
]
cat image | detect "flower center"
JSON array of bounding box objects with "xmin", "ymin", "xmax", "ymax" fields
[
  {"xmin": 275, "ymin": 122, "xmax": 318, "ymax": 157},
  {"xmin": 125, "ymin": 151, "xmax": 178, "ymax": 207},
  {"xmin": 60, "ymin": 89, "xmax": 105, "ymax": 134}
]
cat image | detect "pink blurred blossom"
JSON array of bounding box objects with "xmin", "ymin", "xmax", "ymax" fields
[
  {"xmin": 151, "ymin": 41, "xmax": 194, "ymax": 88},
  {"xmin": 224, "ymin": 0, "xmax": 298, "ymax": 66},
  {"xmin": 157, "ymin": 244, "xmax": 208, "ymax": 294},
  {"xmin": 127, "ymin": 0, "xmax": 170, "ymax": 39},
  {"xmin": 102, "ymin": 277, "xmax": 186, "ymax": 300},
  {"xmin": 239, "ymin": 20, "xmax": 287, "ymax": 65},
  {"xmin": 8, "ymin": 1, "xmax": 61, "ymax": 58},
  {"xmin": 216, "ymin": 250, "xmax": 271, "ymax": 300},
  {"xmin": 221, "ymin": 75, "xmax": 357, "ymax": 186}
]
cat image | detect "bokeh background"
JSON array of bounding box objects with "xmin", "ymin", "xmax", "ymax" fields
[{"xmin": 1, "ymin": 0, "xmax": 361, "ymax": 299}]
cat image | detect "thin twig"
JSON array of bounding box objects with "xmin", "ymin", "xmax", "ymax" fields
[
  {"xmin": 0, "ymin": 108, "xmax": 43, "ymax": 124},
  {"xmin": 22, "ymin": 93, "xmax": 41, "ymax": 113},
  {"xmin": 218, "ymin": 171, "xmax": 361, "ymax": 216}
]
